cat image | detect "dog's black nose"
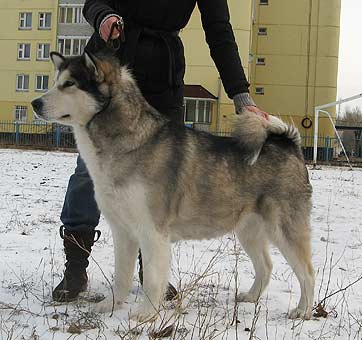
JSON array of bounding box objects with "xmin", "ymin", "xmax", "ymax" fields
[{"xmin": 31, "ymin": 99, "xmax": 43, "ymax": 114}]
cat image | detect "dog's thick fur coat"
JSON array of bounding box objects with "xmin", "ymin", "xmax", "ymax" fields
[{"xmin": 32, "ymin": 52, "xmax": 315, "ymax": 320}]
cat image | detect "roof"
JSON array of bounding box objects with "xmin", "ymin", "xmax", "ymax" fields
[{"xmin": 184, "ymin": 85, "xmax": 217, "ymax": 100}]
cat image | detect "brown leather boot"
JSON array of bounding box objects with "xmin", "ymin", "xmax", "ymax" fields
[{"xmin": 52, "ymin": 226, "xmax": 101, "ymax": 302}]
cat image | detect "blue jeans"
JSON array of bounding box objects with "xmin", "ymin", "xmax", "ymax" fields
[
  {"xmin": 61, "ymin": 156, "xmax": 100, "ymax": 232},
  {"xmin": 61, "ymin": 90, "xmax": 183, "ymax": 232}
]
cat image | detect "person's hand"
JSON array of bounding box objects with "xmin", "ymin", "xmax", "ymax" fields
[
  {"xmin": 233, "ymin": 93, "xmax": 269, "ymax": 121},
  {"xmin": 100, "ymin": 16, "xmax": 120, "ymax": 42},
  {"xmin": 244, "ymin": 105, "xmax": 269, "ymax": 121}
]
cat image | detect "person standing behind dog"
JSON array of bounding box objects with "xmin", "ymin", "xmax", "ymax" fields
[{"xmin": 52, "ymin": 0, "xmax": 269, "ymax": 302}]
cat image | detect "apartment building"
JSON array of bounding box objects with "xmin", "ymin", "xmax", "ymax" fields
[
  {"xmin": 0, "ymin": 0, "xmax": 93, "ymax": 123},
  {"xmin": 250, "ymin": 0, "xmax": 341, "ymax": 137},
  {"xmin": 57, "ymin": 0, "xmax": 93, "ymax": 57},
  {"xmin": 0, "ymin": 0, "xmax": 58, "ymax": 122},
  {"xmin": 0, "ymin": 0, "xmax": 341, "ymax": 139},
  {"xmin": 179, "ymin": 1, "xmax": 254, "ymax": 131}
]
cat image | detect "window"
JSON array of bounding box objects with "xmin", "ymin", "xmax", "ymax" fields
[
  {"xmin": 256, "ymin": 57, "xmax": 266, "ymax": 65},
  {"xmin": 16, "ymin": 75, "xmax": 29, "ymax": 91},
  {"xmin": 14, "ymin": 106, "xmax": 28, "ymax": 122},
  {"xmin": 185, "ymin": 100, "xmax": 196, "ymax": 122},
  {"xmin": 59, "ymin": 6, "xmax": 86, "ymax": 24},
  {"xmin": 39, "ymin": 12, "xmax": 51, "ymax": 29},
  {"xmin": 258, "ymin": 27, "xmax": 267, "ymax": 35},
  {"xmin": 37, "ymin": 43, "xmax": 50, "ymax": 60},
  {"xmin": 74, "ymin": 7, "xmax": 85, "ymax": 23},
  {"xmin": 255, "ymin": 87, "xmax": 265, "ymax": 95},
  {"xmin": 35, "ymin": 75, "xmax": 49, "ymax": 91},
  {"xmin": 260, "ymin": 0, "xmax": 269, "ymax": 4},
  {"xmin": 184, "ymin": 99, "xmax": 213, "ymax": 123},
  {"xmin": 18, "ymin": 43, "xmax": 31, "ymax": 60},
  {"xmin": 19, "ymin": 13, "xmax": 32, "ymax": 29},
  {"xmin": 58, "ymin": 37, "xmax": 88, "ymax": 56}
]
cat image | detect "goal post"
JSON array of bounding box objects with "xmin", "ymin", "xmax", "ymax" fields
[{"xmin": 313, "ymin": 93, "xmax": 362, "ymax": 169}]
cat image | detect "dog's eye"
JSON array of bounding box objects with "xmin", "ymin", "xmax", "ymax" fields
[{"xmin": 63, "ymin": 81, "xmax": 75, "ymax": 88}]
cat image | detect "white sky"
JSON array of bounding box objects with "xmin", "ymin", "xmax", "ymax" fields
[{"xmin": 337, "ymin": 0, "xmax": 362, "ymax": 113}]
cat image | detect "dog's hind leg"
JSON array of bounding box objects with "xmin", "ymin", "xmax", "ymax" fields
[
  {"xmin": 272, "ymin": 221, "xmax": 315, "ymax": 320},
  {"xmin": 94, "ymin": 227, "xmax": 139, "ymax": 313},
  {"xmin": 131, "ymin": 230, "xmax": 170, "ymax": 321},
  {"xmin": 235, "ymin": 214, "xmax": 273, "ymax": 303}
]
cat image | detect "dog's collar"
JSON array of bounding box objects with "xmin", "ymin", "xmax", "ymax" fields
[{"xmin": 85, "ymin": 96, "xmax": 112, "ymax": 129}]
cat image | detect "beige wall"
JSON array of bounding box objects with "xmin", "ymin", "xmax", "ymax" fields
[
  {"xmin": 0, "ymin": 0, "xmax": 58, "ymax": 121},
  {"xmin": 1, "ymin": 0, "xmax": 252, "ymax": 127},
  {"xmin": 0, "ymin": 0, "xmax": 341, "ymax": 139},
  {"xmin": 180, "ymin": 0, "xmax": 253, "ymax": 130},
  {"xmin": 250, "ymin": 0, "xmax": 341, "ymax": 137}
]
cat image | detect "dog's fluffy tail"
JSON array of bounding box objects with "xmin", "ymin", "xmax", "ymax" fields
[
  {"xmin": 267, "ymin": 115, "xmax": 301, "ymax": 146},
  {"xmin": 232, "ymin": 112, "xmax": 301, "ymax": 165}
]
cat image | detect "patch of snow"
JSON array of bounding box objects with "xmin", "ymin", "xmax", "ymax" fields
[{"xmin": 0, "ymin": 149, "xmax": 361, "ymax": 339}]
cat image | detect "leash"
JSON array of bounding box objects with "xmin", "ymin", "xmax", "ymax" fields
[{"xmin": 106, "ymin": 19, "xmax": 125, "ymax": 51}]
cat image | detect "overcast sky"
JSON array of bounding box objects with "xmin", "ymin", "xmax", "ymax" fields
[{"xmin": 337, "ymin": 0, "xmax": 362, "ymax": 113}]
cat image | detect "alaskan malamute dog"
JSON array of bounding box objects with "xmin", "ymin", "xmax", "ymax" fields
[{"xmin": 32, "ymin": 52, "xmax": 314, "ymax": 321}]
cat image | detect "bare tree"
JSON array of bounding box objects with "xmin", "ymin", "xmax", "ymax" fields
[{"xmin": 339, "ymin": 106, "xmax": 362, "ymax": 157}]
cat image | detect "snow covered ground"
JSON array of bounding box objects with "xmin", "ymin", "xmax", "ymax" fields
[{"xmin": 0, "ymin": 148, "xmax": 361, "ymax": 340}]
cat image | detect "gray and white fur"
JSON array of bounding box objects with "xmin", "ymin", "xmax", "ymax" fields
[{"xmin": 32, "ymin": 51, "xmax": 315, "ymax": 321}]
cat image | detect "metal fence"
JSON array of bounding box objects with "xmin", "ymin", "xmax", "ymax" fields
[
  {"xmin": 208, "ymin": 129, "xmax": 361, "ymax": 162},
  {"xmin": 301, "ymin": 135, "xmax": 337, "ymax": 162},
  {"xmin": 300, "ymin": 135, "xmax": 362, "ymax": 162},
  {"xmin": 0, "ymin": 121, "xmax": 76, "ymax": 150},
  {"xmin": 0, "ymin": 121, "xmax": 360, "ymax": 163}
]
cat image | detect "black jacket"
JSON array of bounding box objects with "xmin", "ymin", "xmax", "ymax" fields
[{"xmin": 83, "ymin": 0, "xmax": 249, "ymax": 97}]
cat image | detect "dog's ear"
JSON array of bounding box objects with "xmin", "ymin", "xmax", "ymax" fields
[
  {"xmin": 50, "ymin": 52, "xmax": 65, "ymax": 70},
  {"xmin": 84, "ymin": 52, "xmax": 104, "ymax": 82}
]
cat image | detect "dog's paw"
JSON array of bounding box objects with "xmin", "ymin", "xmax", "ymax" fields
[
  {"xmin": 92, "ymin": 296, "xmax": 123, "ymax": 314},
  {"xmin": 236, "ymin": 292, "xmax": 259, "ymax": 303},
  {"xmin": 130, "ymin": 304, "xmax": 158, "ymax": 322},
  {"xmin": 288, "ymin": 307, "xmax": 312, "ymax": 320}
]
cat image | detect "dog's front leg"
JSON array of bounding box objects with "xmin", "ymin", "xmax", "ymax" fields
[
  {"xmin": 131, "ymin": 231, "xmax": 170, "ymax": 321},
  {"xmin": 94, "ymin": 227, "xmax": 138, "ymax": 314}
]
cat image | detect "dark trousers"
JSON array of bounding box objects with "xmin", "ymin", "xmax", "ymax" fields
[{"xmin": 61, "ymin": 87, "xmax": 184, "ymax": 232}]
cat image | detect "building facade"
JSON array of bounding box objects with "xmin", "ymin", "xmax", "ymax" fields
[
  {"xmin": 250, "ymin": 0, "xmax": 341, "ymax": 137},
  {"xmin": 57, "ymin": 0, "xmax": 93, "ymax": 57},
  {"xmin": 0, "ymin": 0, "xmax": 58, "ymax": 122},
  {"xmin": 0, "ymin": 0, "xmax": 341, "ymax": 139},
  {"xmin": 180, "ymin": 0, "xmax": 253, "ymax": 131}
]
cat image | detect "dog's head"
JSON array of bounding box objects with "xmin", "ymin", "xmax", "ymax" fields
[{"xmin": 31, "ymin": 51, "xmax": 119, "ymax": 126}]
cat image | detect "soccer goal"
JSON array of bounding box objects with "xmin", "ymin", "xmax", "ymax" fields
[{"xmin": 313, "ymin": 93, "xmax": 362, "ymax": 169}]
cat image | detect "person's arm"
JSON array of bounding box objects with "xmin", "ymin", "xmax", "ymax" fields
[
  {"xmin": 233, "ymin": 93, "xmax": 268, "ymax": 120},
  {"xmin": 83, "ymin": 0, "xmax": 123, "ymax": 41},
  {"xmin": 197, "ymin": 0, "xmax": 268, "ymax": 119}
]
